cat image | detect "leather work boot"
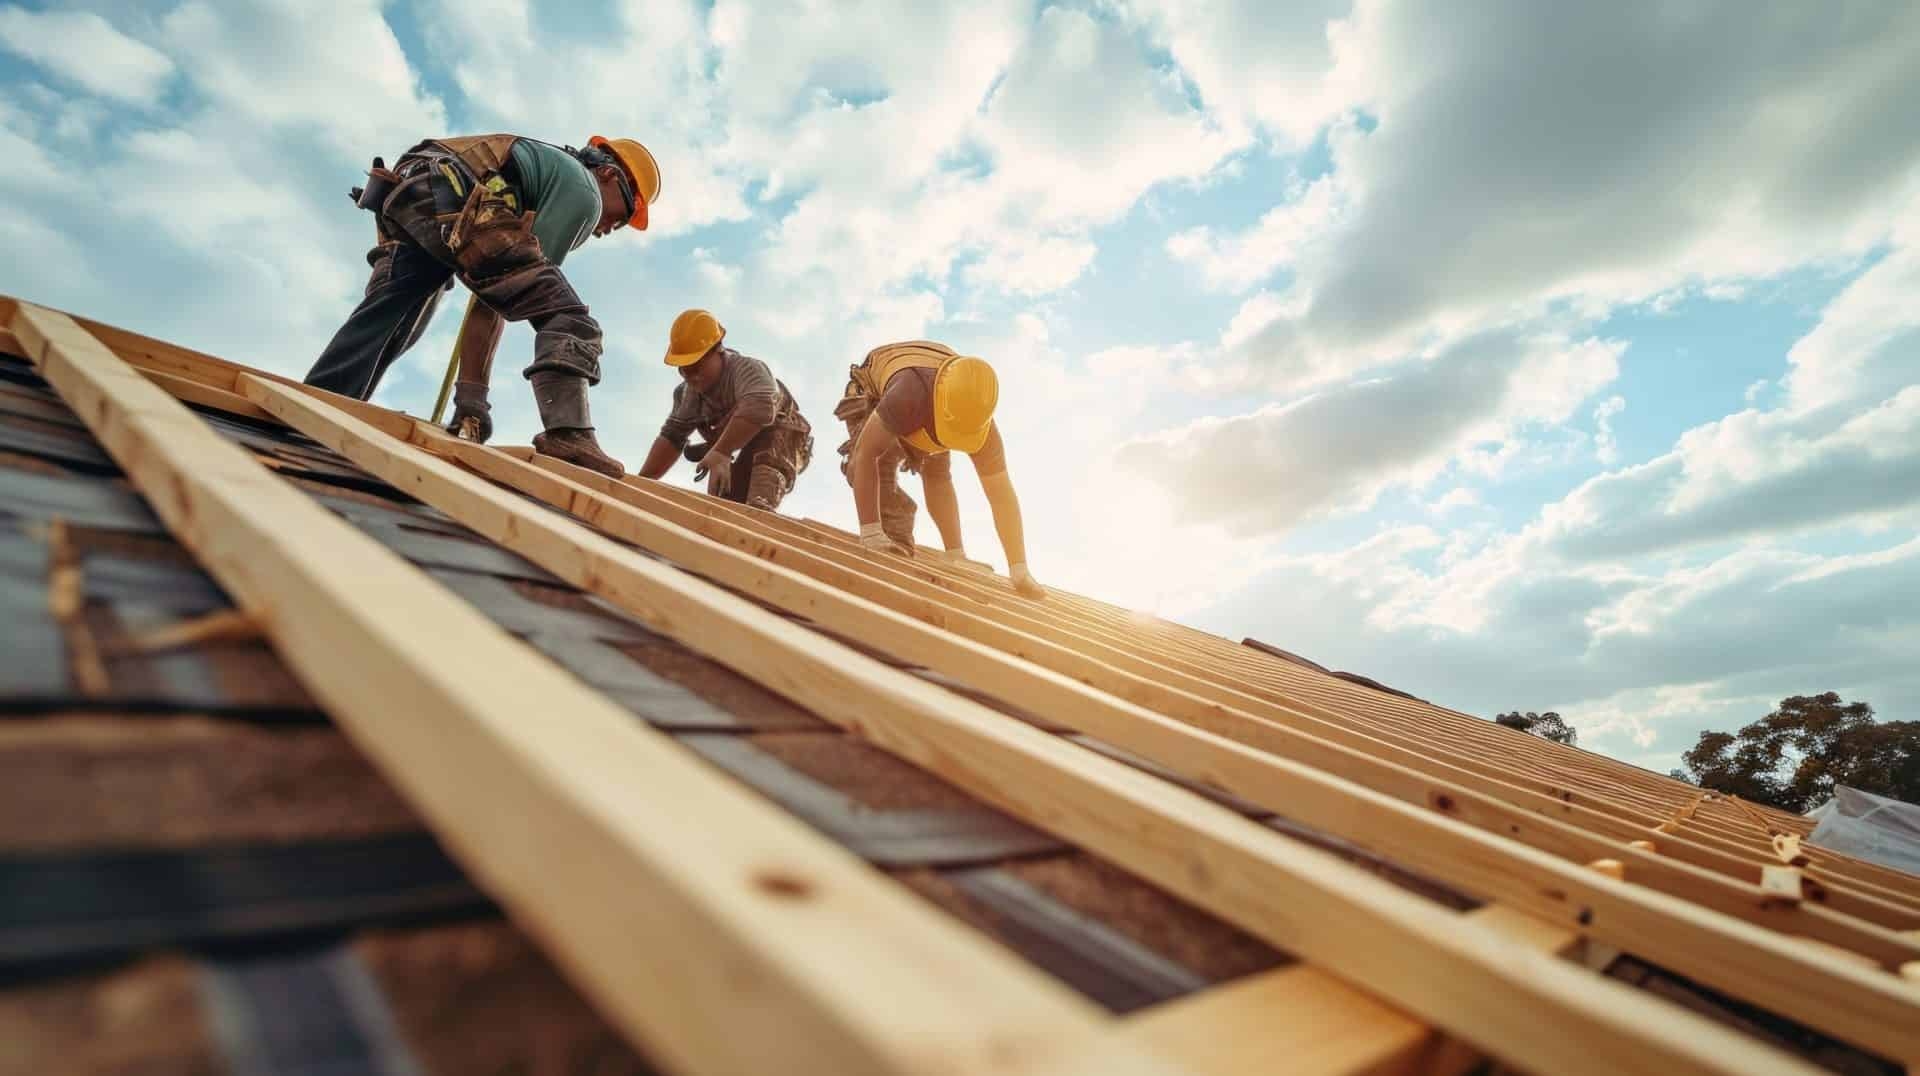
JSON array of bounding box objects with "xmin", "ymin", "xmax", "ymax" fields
[
  {"xmin": 530, "ymin": 370, "xmax": 626, "ymax": 479},
  {"xmin": 533, "ymin": 428, "xmax": 626, "ymax": 479}
]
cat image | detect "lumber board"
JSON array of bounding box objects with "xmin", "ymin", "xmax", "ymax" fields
[
  {"xmin": 8, "ymin": 302, "xmax": 1162, "ymax": 1076},
  {"xmin": 776, "ymin": 500, "xmax": 1920, "ymax": 915},
  {"xmin": 483, "ymin": 451, "xmax": 1920, "ymax": 1057},
  {"xmin": 135, "ymin": 366, "xmax": 279, "ymax": 423},
  {"xmin": 1120, "ymin": 905, "xmax": 1580, "ymax": 1076},
  {"xmin": 237, "ymin": 377, "xmax": 1834, "ymax": 1076},
  {"xmin": 555, "ymin": 460, "xmax": 1920, "ymax": 945}
]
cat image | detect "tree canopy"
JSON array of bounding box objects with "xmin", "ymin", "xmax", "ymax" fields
[
  {"xmin": 1494, "ymin": 710, "xmax": 1578, "ymax": 746},
  {"xmin": 1675, "ymin": 693, "xmax": 1920, "ymax": 813}
]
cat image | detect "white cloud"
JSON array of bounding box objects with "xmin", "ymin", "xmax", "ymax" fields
[
  {"xmin": 1119, "ymin": 0, "xmax": 1357, "ymax": 145},
  {"xmin": 162, "ymin": 0, "xmax": 445, "ymax": 157},
  {"xmin": 1118, "ymin": 330, "xmax": 1622, "ymax": 534},
  {"xmin": 0, "ymin": 8, "xmax": 174, "ymax": 103},
  {"xmin": 1187, "ymin": 3, "xmax": 1920, "ymax": 388},
  {"xmin": 1592, "ymin": 395, "xmax": 1625, "ymax": 464}
]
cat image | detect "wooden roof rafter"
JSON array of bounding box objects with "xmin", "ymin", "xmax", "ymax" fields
[{"xmin": 8, "ymin": 293, "xmax": 1920, "ymax": 1075}]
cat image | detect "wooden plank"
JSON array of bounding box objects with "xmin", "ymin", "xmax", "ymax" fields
[
  {"xmin": 237, "ymin": 373, "xmax": 1829, "ymax": 1076},
  {"xmin": 7, "ymin": 302, "xmax": 1158, "ymax": 1076},
  {"xmin": 1120, "ymin": 905, "xmax": 1579, "ymax": 1076},
  {"xmin": 479, "ymin": 445, "xmax": 1920, "ymax": 1053},
  {"xmin": 136, "ymin": 366, "xmax": 278, "ymax": 423},
  {"xmin": 695, "ymin": 492, "xmax": 1920, "ymax": 915},
  {"xmin": 527, "ymin": 455, "xmax": 1920, "ymax": 955}
]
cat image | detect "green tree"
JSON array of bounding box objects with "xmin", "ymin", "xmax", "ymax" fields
[
  {"xmin": 1494, "ymin": 710, "xmax": 1578, "ymax": 746},
  {"xmin": 1677, "ymin": 693, "xmax": 1920, "ymax": 812}
]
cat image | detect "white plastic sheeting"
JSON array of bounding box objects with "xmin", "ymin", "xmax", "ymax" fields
[{"xmin": 1805, "ymin": 786, "xmax": 1920, "ymax": 877}]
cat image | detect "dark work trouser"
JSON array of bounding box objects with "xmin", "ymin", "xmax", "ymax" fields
[
  {"xmin": 723, "ymin": 424, "xmax": 813, "ymax": 511},
  {"xmin": 304, "ymin": 174, "xmax": 603, "ymax": 402}
]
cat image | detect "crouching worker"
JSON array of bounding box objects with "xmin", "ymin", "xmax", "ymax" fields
[
  {"xmin": 304, "ymin": 132, "xmax": 663, "ymax": 479},
  {"xmin": 836, "ymin": 341, "xmax": 1044, "ymax": 599},
  {"xmin": 635, "ymin": 309, "xmax": 813, "ymax": 510}
]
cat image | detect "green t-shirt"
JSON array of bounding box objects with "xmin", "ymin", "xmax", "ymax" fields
[{"xmin": 507, "ymin": 140, "xmax": 601, "ymax": 267}]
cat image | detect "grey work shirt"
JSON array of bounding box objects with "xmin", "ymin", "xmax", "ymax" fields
[{"xmin": 660, "ymin": 348, "xmax": 790, "ymax": 446}]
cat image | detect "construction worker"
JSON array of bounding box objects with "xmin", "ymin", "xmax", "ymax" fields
[
  {"xmin": 636, "ymin": 310, "xmax": 814, "ymax": 510},
  {"xmin": 304, "ymin": 132, "xmax": 663, "ymax": 479},
  {"xmin": 836, "ymin": 341, "xmax": 1044, "ymax": 599}
]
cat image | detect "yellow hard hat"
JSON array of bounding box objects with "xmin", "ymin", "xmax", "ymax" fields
[
  {"xmin": 665, "ymin": 309, "xmax": 724, "ymax": 367},
  {"xmin": 588, "ymin": 135, "xmax": 661, "ymax": 230},
  {"xmin": 933, "ymin": 356, "xmax": 998, "ymax": 454}
]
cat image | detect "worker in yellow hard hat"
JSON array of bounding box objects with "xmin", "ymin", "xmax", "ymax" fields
[
  {"xmin": 636, "ymin": 309, "xmax": 814, "ymax": 511},
  {"xmin": 836, "ymin": 341, "xmax": 1044, "ymax": 599},
  {"xmin": 305, "ymin": 133, "xmax": 663, "ymax": 479}
]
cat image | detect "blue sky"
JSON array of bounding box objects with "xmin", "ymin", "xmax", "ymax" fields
[{"xmin": 3, "ymin": 1, "xmax": 1917, "ymax": 776}]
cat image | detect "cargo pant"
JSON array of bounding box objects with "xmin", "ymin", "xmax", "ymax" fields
[
  {"xmin": 834, "ymin": 383, "xmax": 920, "ymax": 549},
  {"xmin": 304, "ymin": 154, "xmax": 602, "ymax": 401},
  {"xmin": 725, "ymin": 422, "xmax": 814, "ymax": 512}
]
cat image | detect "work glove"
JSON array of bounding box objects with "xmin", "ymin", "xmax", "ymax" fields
[
  {"xmin": 1010, "ymin": 562, "xmax": 1046, "ymax": 600},
  {"xmin": 445, "ymin": 381, "xmax": 492, "ymax": 443},
  {"xmin": 682, "ymin": 440, "xmax": 712, "ymax": 464},
  {"xmin": 700, "ymin": 451, "xmax": 736, "ymax": 497},
  {"xmin": 859, "ymin": 522, "xmax": 914, "ymax": 557}
]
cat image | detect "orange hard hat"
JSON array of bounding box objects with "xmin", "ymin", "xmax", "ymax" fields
[{"xmin": 588, "ymin": 135, "xmax": 661, "ymax": 230}]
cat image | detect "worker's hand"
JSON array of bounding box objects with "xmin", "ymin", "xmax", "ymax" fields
[
  {"xmin": 702, "ymin": 451, "xmax": 735, "ymax": 497},
  {"xmin": 1010, "ymin": 563, "xmax": 1046, "ymax": 600},
  {"xmin": 445, "ymin": 381, "xmax": 492, "ymax": 443},
  {"xmin": 859, "ymin": 523, "xmax": 914, "ymax": 557}
]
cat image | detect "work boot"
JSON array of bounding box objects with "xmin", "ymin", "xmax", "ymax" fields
[{"xmin": 530, "ymin": 371, "xmax": 626, "ymax": 479}]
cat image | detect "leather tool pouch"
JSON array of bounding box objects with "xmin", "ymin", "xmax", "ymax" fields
[
  {"xmin": 351, "ymin": 157, "xmax": 398, "ymax": 210},
  {"xmin": 445, "ymin": 176, "xmax": 540, "ymax": 279}
]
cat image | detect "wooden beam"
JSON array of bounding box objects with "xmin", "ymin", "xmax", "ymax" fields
[
  {"xmin": 238, "ymin": 373, "xmax": 1829, "ymax": 1076},
  {"xmin": 135, "ymin": 366, "xmax": 279, "ymax": 424},
  {"xmin": 464, "ymin": 443, "xmax": 1920, "ymax": 1052},
  {"xmin": 8, "ymin": 302, "xmax": 1163, "ymax": 1076},
  {"xmin": 1121, "ymin": 905, "xmax": 1580, "ymax": 1076},
  {"xmin": 673, "ymin": 487, "xmax": 1920, "ymax": 919}
]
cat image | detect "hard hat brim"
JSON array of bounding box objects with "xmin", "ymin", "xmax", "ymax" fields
[
  {"xmin": 589, "ymin": 135, "xmax": 659, "ymax": 230},
  {"xmin": 935, "ymin": 415, "xmax": 991, "ymax": 455},
  {"xmin": 664, "ymin": 345, "xmax": 709, "ymax": 367}
]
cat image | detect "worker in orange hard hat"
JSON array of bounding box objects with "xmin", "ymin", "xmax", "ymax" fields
[
  {"xmin": 636, "ymin": 309, "xmax": 814, "ymax": 511},
  {"xmin": 305, "ymin": 133, "xmax": 662, "ymax": 479},
  {"xmin": 836, "ymin": 341, "xmax": 1044, "ymax": 599}
]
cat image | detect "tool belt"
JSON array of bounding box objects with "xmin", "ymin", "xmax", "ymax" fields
[{"xmin": 350, "ymin": 150, "xmax": 536, "ymax": 286}]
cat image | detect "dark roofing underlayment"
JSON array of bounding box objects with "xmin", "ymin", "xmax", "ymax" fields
[{"xmin": 0, "ymin": 346, "xmax": 1898, "ymax": 1076}]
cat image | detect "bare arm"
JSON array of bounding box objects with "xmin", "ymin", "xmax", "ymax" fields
[
  {"xmin": 977, "ymin": 468, "xmax": 1029, "ymax": 570},
  {"xmin": 922, "ymin": 464, "xmax": 963, "ymax": 551},
  {"xmin": 708, "ymin": 412, "xmax": 769, "ymax": 460},
  {"xmin": 638, "ymin": 436, "xmax": 682, "ymax": 480},
  {"xmin": 850, "ymin": 413, "xmax": 893, "ymax": 528}
]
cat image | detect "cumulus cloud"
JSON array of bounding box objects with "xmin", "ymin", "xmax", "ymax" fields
[
  {"xmin": 1118, "ymin": 329, "xmax": 1622, "ymax": 534},
  {"xmin": 1119, "ymin": 0, "xmax": 1357, "ymax": 145},
  {"xmin": 0, "ymin": 8, "xmax": 174, "ymax": 103},
  {"xmin": 161, "ymin": 0, "xmax": 445, "ymax": 155},
  {"xmin": 1592, "ymin": 395, "xmax": 1625, "ymax": 464},
  {"xmin": 1184, "ymin": 2, "xmax": 1920, "ymax": 386}
]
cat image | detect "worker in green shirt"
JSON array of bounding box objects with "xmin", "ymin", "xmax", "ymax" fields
[{"xmin": 305, "ymin": 132, "xmax": 661, "ymax": 478}]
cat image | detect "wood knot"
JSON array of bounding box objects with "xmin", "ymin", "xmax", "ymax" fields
[
  {"xmin": 1432, "ymin": 793, "xmax": 1457, "ymax": 813},
  {"xmin": 753, "ymin": 869, "xmax": 815, "ymax": 901}
]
